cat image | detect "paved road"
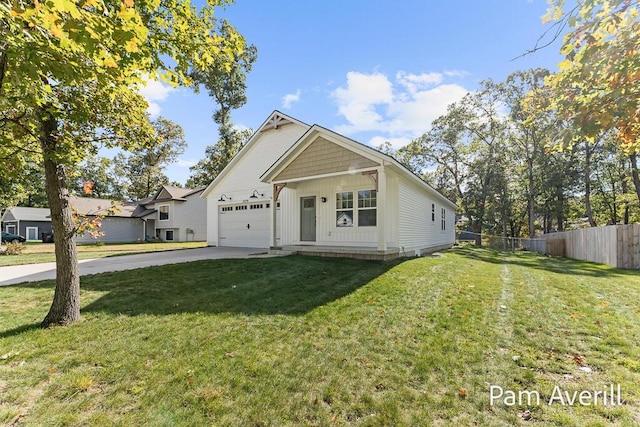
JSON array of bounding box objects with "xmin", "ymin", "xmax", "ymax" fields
[{"xmin": 0, "ymin": 247, "xmax": 271, "ymax": 286}]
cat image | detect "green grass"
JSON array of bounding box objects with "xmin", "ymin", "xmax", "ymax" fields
[
  {"xmin": 1, "ymin": 247, "xmax": 640, "ymax": 426},
  {"xmin": 0, "ymin": 241, "xmax": 207, "ymax": 267}
]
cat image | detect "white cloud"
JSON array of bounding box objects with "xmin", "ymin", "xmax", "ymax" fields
[
  {"xmin": 333, "ymin": 71, "xmax": 393, "ymax": 132},
  {"xmin": 282, "ymin": 89, "xmax": 301, "ymax": 109},
  {"xmin": 176, "ymin": 158, "xmax": 197, "ymax": 168},
  {"xmin": 139, "ymin": 76, "xmax": 173, "ymax": 116},
  {"xmin": 332, "ymin": 70, "xmax": 470, "ymax": 146}
]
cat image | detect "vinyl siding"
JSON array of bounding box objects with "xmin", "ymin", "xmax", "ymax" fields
[
  {"xmin": 279, "ymin": 173, "xmax": 398, "ymax": 247},
  {"xmin": 153, "ymin": 195, "xmax": 206, "ymax": 241},
  {"xmin": 274, "ymin": 137, "xmax": 379, "ymax": 181},
  {"xmin": 398, "ymin": 179, "xmax": 455, "ymax": 254},
  {"xmin": 76, "ymin": 218, "xmax": 144, "ymax": 243},
  {"xmin": 206, "ymin": 123, "xmax": 308, "ymax": 246}
]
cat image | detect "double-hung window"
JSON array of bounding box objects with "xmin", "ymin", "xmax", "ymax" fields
[
  {"xmin": 441, "ymin": 208, "xmax": 446, "ymax": 230},
  {"xmin": 336, "ymin": 192, "xmax": 354, "ymax": 227},
  {"xmin": 357, "ymin": 190, "xmax": 377, "ymax": 226},
  {"xmin": 159, "ymin": 205, "xmax": 169, "ymax": 221}
]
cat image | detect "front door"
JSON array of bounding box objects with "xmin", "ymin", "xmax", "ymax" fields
[{"xmin": 300, "ymin": 196, "xmax": 316, "ymax": 242}]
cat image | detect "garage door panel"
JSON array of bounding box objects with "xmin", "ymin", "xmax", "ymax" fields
[{"xmin": 219, "ymin": 203, "xmax": 270, "ymax": 248}]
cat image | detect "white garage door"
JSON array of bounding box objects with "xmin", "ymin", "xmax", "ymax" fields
[{"xmin": 219, "ymin": 202, "xmax": 270, "ymax": 248}]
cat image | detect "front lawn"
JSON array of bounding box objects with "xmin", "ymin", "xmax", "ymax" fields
[
  {"xmin": 1, "ymin": 248, "xmax": 639, "ymax": 425},
  {"xmin": 0, "ymin": 241, "xmax": 207, "ymax": 267}
]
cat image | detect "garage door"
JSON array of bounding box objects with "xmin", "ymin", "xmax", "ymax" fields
[{"xmin": 219, "ymin": 202, "xmax": 270, "ymax": 248}]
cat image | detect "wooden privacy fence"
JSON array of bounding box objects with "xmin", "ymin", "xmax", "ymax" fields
[{"xmin": 523, "ymin": 225, "xmax": 640, "ymax": 269}]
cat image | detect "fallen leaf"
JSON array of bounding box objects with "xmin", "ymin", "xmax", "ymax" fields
[
  {"xmin": 458, "ymin": 388, "xmax": 467, "ymax": 398},
  {"xmin": 570, "ymin": 313, "xmax": 580, "ymax": 319},
  {"xmin": 573, "ymin": 354, "xmax": 585, "ymax": 365}
]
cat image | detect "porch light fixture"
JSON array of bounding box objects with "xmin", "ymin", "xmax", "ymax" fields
[
  {"xmin": 249, "ymin": 190, "xmax": 264, "ymax": 199},
  {"xmin": 321, "ymin": 197, "xmax": 327, "ymax": 203},
  {"xmin": 218, "ymin": 194, "xmax": 231, "ymax": 202}
]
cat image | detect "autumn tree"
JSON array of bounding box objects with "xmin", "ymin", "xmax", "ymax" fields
[
  {"xmin": 1, "ymin": 0, "xmax": 248, "ymax": 326},
  {"xmin": 542, "ymin": 0, "xmax": 640, "ymax": 204}
]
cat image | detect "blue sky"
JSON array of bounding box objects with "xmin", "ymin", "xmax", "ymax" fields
[{"xmin": 145, "ymin": 0, "xmax": 565, "ymax": 185}]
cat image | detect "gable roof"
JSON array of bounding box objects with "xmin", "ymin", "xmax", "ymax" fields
[
  {"xmin": 1, "ymin": 207, "xmax": 51, "ymax": 222},
  {"xmin": 201, "ymin": 110, "xmax": 310, "ymax": 198},
  {"xmin": 261, "ymin": 124, "xmax": 458, "ymax": 210},
  {"xmin": 148, "ymin": 185, "xmax": 204, "ymax": 204}
]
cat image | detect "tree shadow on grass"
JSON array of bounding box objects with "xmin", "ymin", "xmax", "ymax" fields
[
  {"xmin": 455, "ymin": 245, "xmax": 639, "ymax": 278},
  {"xmin": 76, "ymin": 255, "xmax": 401, "ymax": 317}
]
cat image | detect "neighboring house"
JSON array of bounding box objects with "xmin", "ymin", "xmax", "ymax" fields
[
  {"xmin": 202, "ymin": 111, "xmax": 457, "ymax": 259},
  {"xmin": 142, "ymin": 185, "xmax": 206, "ymax": 242},
  {"xmin": 71, "ymin": 196, "xmax": 149, "ymax": 244},
  {"xmin": 1, "ymin": 207, "xmax": 53, "ymax": 240}
]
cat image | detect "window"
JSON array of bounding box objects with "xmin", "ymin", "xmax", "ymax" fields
[
  {"xmin": 165, "ymin": 230, "xmax": 174, "ymax": 241},
  {"xmin": 431, "ymin": 203, "xmax": 436, "ymax": 222},
  {"xmin": 441, "ymin": 208, "xmax": 446, "ymax": 230},
  {"xmin": 159, "ymin": 205, "xmax": 169, "ymax": 221},
  {"xmin": 221, "ymin": 206, "xmax": 233, "ymax": 212},
  {"xmin": 235, "ymin": 205, "xmax": 247, "ymax": 211},
  {"xmin": 336, "ymin": 192, "xmax": 353, "ymax": 227},
  {"xmin": 250, "ymin": 204, "xmax": 263, "ymax": 209},
  {"xmin": 357, "ymin": 190, "xmax": 377, "ymax": 226}
]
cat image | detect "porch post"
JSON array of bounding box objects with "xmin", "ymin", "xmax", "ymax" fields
[
  {"xmin": 270, "ymin": 184, "xmax": 277, "ymax": 248},
  {"xmin": 377, "ymin": 167, "xmax": 387, "ymax": 251}
]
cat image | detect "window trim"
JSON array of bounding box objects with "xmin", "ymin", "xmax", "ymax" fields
[
  {"xmin": 431, "ymin": 203, "xmax": 436, "ymax": 222},
  {"xmin": 165, "ymin": 230, "xmax": 174, "ymax": 241},
  {"xmin": 159, "ymin": 204, "xmax": 170, "ymax": 221},
  {"xmin": 357, "ymin": 189, "xmax": 377, "ymax": 227},
  {"xmin": 441, "ymin": 208, "xmax": 446, "ymax": 231},
  {"xmin": 336, "ymin": 191, "xmax": 354, "ymax": 227},
  {"xmin": 335, "ymin": 189, "xmax": 378, "ymax": 228}
]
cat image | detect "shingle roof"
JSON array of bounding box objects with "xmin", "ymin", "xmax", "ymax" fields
[
  {"xmin": 2, "ymin": 207, "xmax": 51, "ymax": 222},
  {"xmin": 69, "ymin": 197, "xmax": 140, "ymax": 218}
]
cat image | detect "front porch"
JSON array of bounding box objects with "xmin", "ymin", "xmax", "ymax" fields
[{"xmin": 272, "ymin": 245, "xmax": 400, "ymax": 261}]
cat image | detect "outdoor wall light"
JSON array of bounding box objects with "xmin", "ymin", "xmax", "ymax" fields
[
  {"xmin": 249, "ymin": 190, "xmax": 264, "ymax": 199},
  {"xmin": 218, "ymin": 194, "xmax": 231, "ymax": 202},
  {"xmin": 321, "ymin": 197, "xmax": 327, "ymax": 203}
]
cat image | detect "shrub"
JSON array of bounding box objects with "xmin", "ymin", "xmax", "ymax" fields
[
  {"xmin": 3, "ymin": 242, "xmax": 25, "ymax": 255},
  {"xmin": 94, "ymin": 240, "xmax": 105, "ymax": 247}
]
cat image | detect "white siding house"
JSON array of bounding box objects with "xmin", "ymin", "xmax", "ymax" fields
[
  {"xmin": 144, "ymin": 186, "xmax": 207, "ymax": 242},
  {"xmin": 202, "ymin": 111, "xmax": 457, "ymax": 259}
]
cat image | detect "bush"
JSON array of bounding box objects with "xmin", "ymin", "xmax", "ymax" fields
[
  {"xmin": 3, "ymin": 242, "xmax": 25, "ymax": 255},
  {"xmin": 94, "ymin": 240, "xmax": 105, "ymax": 247}
]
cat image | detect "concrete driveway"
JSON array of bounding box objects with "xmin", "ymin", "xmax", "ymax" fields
[{"xmin": 0, "ymin": 247, "xmax": 271, "ymax": 286}]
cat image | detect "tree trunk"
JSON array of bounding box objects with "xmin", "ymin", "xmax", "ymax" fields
[
  {"xmin": 527, "ymin": 157, "xmax": 535, "ymax": 237},
  {"xmin": 584, "ymin": 142, "xmax": 597, "ymax": 227},
  {"xmin": 40, "ymin": 112, "xmax": 81, "ymax": 328},
  {"xmin": 630, "ymin": 154, "xmax": 640, "ymax": 207}
]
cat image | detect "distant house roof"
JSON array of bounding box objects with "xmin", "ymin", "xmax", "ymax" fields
[
  {"xmin": 1, "ymin": 207, "xmax": 51, "ymax": 222},
  {"xmin": 69, "ymin": 197, "xmax": 141, "ymax": 218},
  {"xmin": 146, "ymin": 185, "xmax": 205, "ymax": 204}
]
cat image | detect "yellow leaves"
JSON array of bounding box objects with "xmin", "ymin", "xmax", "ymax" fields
[
  {"xmin": 125, "ymin": 38, "xmax": 140, "ymax": 53},
  {"xmin": 558, "ymin": 59, "xmax": 573, "ymax": 71},
  {"xmin": 123, "ymin": 0, "xmax": 134, "ymax": 7},
  {"xmin": 570, "ymin": 312, "xmax": 580, "ymax": 319},
  {"xmin": 103, "ymin": 58, "xmax": 118, "ymax": 68}
]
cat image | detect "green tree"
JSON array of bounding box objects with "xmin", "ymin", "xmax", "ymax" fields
[
  {"xmin": 1, "ymin": 0, "xmax": 248, "ymax": 327},
  {"xmin": 187, "ymin": 21, "xmax": 257, "ymax": 187},
  {"xmin": 116, "ymin": 117, "xmax": 187, "ymax": 200},
  {"xmin": 186, "ymin": 125, "xmax": 252, "ymax": 188}
]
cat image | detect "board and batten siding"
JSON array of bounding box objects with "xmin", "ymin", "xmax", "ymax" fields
[
  {"xmin": 278, "ymin": 172, "xmax": 398, "ymax": 248},
  {"xmin": 76, "ymin": 217, "xmax": 144, "ymax": 244},
  {"xmin": 206, "ymin": 123, "xmax": 308, "ymax": 245},
  {"xmin": 398, "ymin": 180, "xmax": 455, "ymax": 255}
]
